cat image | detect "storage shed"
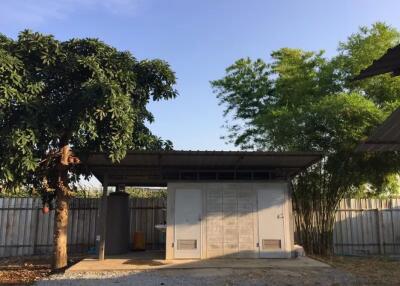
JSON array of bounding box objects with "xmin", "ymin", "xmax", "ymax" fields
[{"xmin": 86, "ymin": 150, "xmax": 321, "ymax": 260}]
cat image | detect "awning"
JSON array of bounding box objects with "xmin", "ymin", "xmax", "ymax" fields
[{"xmin": 85, "ymin": 150, "xmax": 322, "ymax": 186}]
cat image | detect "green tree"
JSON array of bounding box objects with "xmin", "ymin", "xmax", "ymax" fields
[
  {"xmin": 211, "ymin": 22, "xmax": 400, "ymax": 255},
  {"xmin": 0, "ymin": 30, "xmax": 177, "ymax": 268}
]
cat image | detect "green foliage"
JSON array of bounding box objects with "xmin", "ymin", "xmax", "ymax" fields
[
  {"xmin": 336, "ymin": 23, "xmax": 400, "ymax": 105},
  {"xmin": 212, "ymin": 22, "xmax": 400, "ymax": 254},
  {"xmin": 0, "ymin": 30, "xmax": 177, "ymax": 195},
  {"xmin": 0, "ymin": 185, "xmax": 38, "ymax": 197},
  {"xmin": 125, "ymin": 187, "xmax": 167, "ymax": 198},
  {"xmin": 212, "ymin": 22, "xmax": 400, "ymax": 187},
  {"xmin": 354, "ymin": 173, "xmax": 400, "ymax": 198}
]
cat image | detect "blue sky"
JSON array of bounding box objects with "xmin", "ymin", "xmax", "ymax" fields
[{"xmin": 2, "ymin": 0, "xmax": 400, "ymax": 151}]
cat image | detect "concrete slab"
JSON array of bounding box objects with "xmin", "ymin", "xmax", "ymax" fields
[{"xmin": 67, "ymin": 252, "xmax": 329, "ymax": 272}]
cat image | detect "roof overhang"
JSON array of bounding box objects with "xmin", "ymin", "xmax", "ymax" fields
[
  {"xmin": 354, "ymin": 43, "xmax": 400, "ymax": 152},
  {"xmin": 356, "ymin": 107, "xmax": 400, "ymax": 152},
  {"xmin": 84, "ymin": 150, "xmax": 323, "ymax": 186},
  {"xmin": 353, "ymin": 44, "xmax": 400, "ymax": 80}
]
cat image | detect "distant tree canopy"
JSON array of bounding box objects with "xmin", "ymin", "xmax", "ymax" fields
[
  {"xmin": 212, "ymin": 22, "xmax": 400, "ymax": 254},
  {"xmin": 212, "ymin": 22, "xmax": 400, "ymax": 194},
  {"xmin": 0, "ymin": 30, "xmax": 177, "ymax": 268}
]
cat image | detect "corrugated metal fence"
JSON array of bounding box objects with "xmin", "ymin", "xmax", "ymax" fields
[
  {"xmin": 334, "ymin": 198, "xmax": 400, "ymax": 255},
  {"xmin": 0, "ymin": 197, "xmax": 399, "ymax": 257},
  {"xmin": 0, "ymin": 197, "xmax": 166, "ymax": 258}
]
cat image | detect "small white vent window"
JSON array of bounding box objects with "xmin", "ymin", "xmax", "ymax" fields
[
  {"xmin": 262, "ymin": 239, "xmax": 281, "ymax": 249},
  {"xmin": 177, "ymin": 239, "xmax": 197, "ymax": 250}
]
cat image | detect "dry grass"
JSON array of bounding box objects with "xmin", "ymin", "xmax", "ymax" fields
[
  {"xmin": 0, "ymin": 256, "xmax": 52, "ymax": 285},
  {"xmin": 316, "ymin": 255, "xmax": 400, "ymax": 286},
  {"xmin": 0, "ymin": 255, "xmax": 84, "ymax": 285}
]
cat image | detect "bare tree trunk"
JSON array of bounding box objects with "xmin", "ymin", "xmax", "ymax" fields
[
  {"xmin": 53, "ymin": 143, "xmax": 70, "ymax": 269},
  {"xmin": 53, "ymin": 186, "xmax": 69, "ymax": 269}
]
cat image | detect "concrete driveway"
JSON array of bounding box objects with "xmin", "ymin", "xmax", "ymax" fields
[
  {"xmin": 66, "ymin": 255, "xmax": 330, "ymax": 271},
  {"xmin": 36, "ymin": 267, "xmax": 359, "ymax": 286},
  {"xmin": 35, "ymin": 256, "xmax": 361, "ymax": 286}
]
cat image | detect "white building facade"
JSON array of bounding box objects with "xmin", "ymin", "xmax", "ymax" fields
[{"xmin": 166, "ymin": 182, "xmax": 293, "ymax": 259}]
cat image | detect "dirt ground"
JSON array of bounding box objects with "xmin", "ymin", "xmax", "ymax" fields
[
  {"xmin": 316, "ymin": 255, "xmax": 400, "ymax": 285},
  {"xmin": 0, "ymin": 256, "xmax": 51, "ymax": 285},
  {"xmin": 1, "ymin": 255, "xmax": 400, "ymax": 285},
  {"xmin": 0, "ymin": 255, "xmax": 83, "ymax": 285},
  {"xmin": 37, "ymin": 268, "xmax": 354, "ymax": 286}
]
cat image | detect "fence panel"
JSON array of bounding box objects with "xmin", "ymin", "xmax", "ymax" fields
[
  {"xmin": 0, "ymin": 197, "xmax": 167, "ymax": 257},
  {"xmin": 128, "ymin": 197, "xmax": 166, "ymax": 250},
  {"xmin": 0, "ymin": 197, "xmax": 399, "ymax": 257},
  {"xmin": 333, "ymin": 198, "xmax": 400, "ymax": 255}
]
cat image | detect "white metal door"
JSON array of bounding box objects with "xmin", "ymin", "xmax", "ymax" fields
[
  {"xmin": 205, "ymin": 187, "xmax": 258, "ymax": 258},
  {"xmin": 174, "ymin": 189, "xmax": 202, "ymax": 259},
  {"xmin": 222, "ymin": 189, "xmax": 239, "ymax": 257},
  {"xmin": 206, "ymin": 189, "xmax": 224, "ymax": 258},
  {"xmin": 257, "ymin": 185, "xmax": 287, "ymax": 258},
  {"xmin": 237, "ymin": 189, "xmax": 258, "ymax": 258}
]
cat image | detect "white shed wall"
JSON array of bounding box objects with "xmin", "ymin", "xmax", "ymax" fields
[{"xmin": 166, "ymin": 182, "xmax": 293, "ymax": 260}]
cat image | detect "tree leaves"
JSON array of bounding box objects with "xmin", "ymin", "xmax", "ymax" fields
[
  {"xmin": 212, "ymin": 22, "xmax": 400, "ymax": 194},
  {"xmin": 0, "ymin": 30, "xmax": 177, "ymax": 193},
  {"xmin": 212, "ymin": 22, "xmax": 400, "ymax": 255}
]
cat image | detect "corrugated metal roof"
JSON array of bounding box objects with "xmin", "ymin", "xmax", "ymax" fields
[
  {"xmin": 356, "ymin": 108, "xmax": 400, "ymax": 151},
  {"xmin": 353, "ymin": 44, "xmax": 400, "ymax": 80},
  {"xmin": 85, "ymin": 150, "xmax": 322, "ymax": 186},
  {"xmin": 353, "ymin": 44, "xmax": 400, "ymax": 151}
]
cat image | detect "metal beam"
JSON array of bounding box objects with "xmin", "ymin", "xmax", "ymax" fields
[{"xmin": 98, "ymin": 173, "xmax": 108, "ymax": 260}]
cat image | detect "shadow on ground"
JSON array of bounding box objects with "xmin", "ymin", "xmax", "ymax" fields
[{"xmin": 34, "ymin": 251, "xmax": 362, "ymax": 286}]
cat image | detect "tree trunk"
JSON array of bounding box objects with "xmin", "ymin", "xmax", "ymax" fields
[
  {"xmin": 53, "ymin": 143, "xmax": 71, "ymax": 269},
  {"xmin": 53, "ymin": 187, "xmax": 69, "ymax": 269}
]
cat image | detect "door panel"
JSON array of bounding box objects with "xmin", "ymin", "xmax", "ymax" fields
[
  {"xmin": 257, "ymin": 185, "xmax": 287, "ymax": 258},
  {"xmin": 237, "ymin": 189, "xmax": 258, "ymax": 258},
  {"xmin": 222, "ymin": 189, "xmax": 239, "ymax": 256},
  {"xmin": 206, "ymin": 190, "xmax": 223, "ymax": 258},
  {"xmin": 205, "ymin": 186, "xmax": 257, "ymax": 258},
  {"xmin": 174, "ymin": 189, "xmax": 202, "ymax": 259}
]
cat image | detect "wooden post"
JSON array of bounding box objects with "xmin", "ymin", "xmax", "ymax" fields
[
  {"xmin": 98, "ymin": 174, "xmax": 108, "ymax": 260},
  {"xmin": 376, "ymin": 207, "xmax": 384, "ymax": 255},
  {"xmin": 33, "ymin": 200, "xmax": 40, "ymax": 255},
  {"xmin": 287, "ymin": 182, "xmax": 295, "ymax": 256}
]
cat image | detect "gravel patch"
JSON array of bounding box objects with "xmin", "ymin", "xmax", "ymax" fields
[{"xmin": 36, "ymin": 267, "xmax": 361, "ymax": 286}]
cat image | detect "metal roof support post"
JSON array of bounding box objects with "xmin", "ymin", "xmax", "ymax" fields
[{"xmin": 98, "ymin": 173, "xmax": 108, "ymax": 260}]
